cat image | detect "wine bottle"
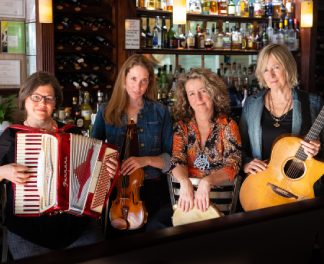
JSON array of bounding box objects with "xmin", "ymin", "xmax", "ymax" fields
[{"xmin": 81, "ymin": 91, "xmax": 92, "ymax": 129}]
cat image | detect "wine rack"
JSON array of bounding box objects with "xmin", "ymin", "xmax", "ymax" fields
[{"xmin": 53, "ymin": 0, "xmax": 116, "ymax": 104}]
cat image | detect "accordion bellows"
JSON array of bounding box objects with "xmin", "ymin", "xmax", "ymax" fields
[{"xmin": 14, "ymin": 132, "xmax": 119, "ymax": 218}]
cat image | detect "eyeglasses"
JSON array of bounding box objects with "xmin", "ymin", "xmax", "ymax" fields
[{"xmin": 29, "ymin": 94, "xmax": 56, "ymax": 104}]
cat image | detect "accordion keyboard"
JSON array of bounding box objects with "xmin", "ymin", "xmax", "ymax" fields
[{"xmin": 15, "ymin": 134, "xmax": 43, "ymax": 215}]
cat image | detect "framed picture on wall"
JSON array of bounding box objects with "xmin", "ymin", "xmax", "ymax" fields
[
  {"xmin": 0, "ymin": 59, "xmax": 21, "ymax": 87},
  {"xmin": 0, "ymin": 0, "xmax": 25, "ymax": 19}
]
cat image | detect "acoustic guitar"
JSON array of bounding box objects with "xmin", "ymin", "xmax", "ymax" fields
[{"xmin": 240, "ymin": 106, "xmax": 324, "ymax": 211}]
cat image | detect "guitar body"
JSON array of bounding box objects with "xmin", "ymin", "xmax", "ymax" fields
[{"xmin": 240, "ymin": 136, "xmax": 324, "ymax": 211}]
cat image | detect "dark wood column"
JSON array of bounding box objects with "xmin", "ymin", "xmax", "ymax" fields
[
  {"xmin": 295, "ymin": 0, "xmax": 317, "ymax": 92},
  {"xmin": 36, "ymin": 23, "xmax": 55, "ymax": 73}
]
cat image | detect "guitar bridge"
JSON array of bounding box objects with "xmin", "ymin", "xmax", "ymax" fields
[{"xmin": 267, "ymin": 183, "xmax": 299, "ymax": 199}]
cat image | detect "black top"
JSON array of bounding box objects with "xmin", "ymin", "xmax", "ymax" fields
[
  {"xmin": 261, "ymin": 107, "xmax": 293, "ymax": 161},
  {"xmin": 0, "ymin": 123, "xmax": 92, "ymax": 249}
]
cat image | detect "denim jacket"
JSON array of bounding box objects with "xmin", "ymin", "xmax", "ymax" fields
[
  {"xmin": 239, "ymin": 88, "xmax": 324, "ymax": 165},
  {"xmin": 91, "ymin": 98, "xmax": 173, "ymax": 180}
]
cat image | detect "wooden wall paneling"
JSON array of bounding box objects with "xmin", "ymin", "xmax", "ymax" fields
[
  {"xmin": 295, "ymin": 0, "xmax": 317, "ymax": 92},
  {"xmin": 36, "ymin": 23, "xmax": 55, "ymax": 73}
]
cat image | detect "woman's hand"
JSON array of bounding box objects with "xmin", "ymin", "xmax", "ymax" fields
[
  {"xmin": 301, "ymin": 140, "xmax": 321, "ymax": 159},
  {"xmin": 244, "ymin": 159, "xmax": 267, "ymax": 174},
  {"xmin": 121, "ymin": 156, "xmax": 147, "ymax": 176},
  {"xmin": 106, "ymin": 157, "xmax": 119, "ymax": 179},
  {"xmin": 178, "ymin": 178, "xmax": 194, "ymax": 212},
  {"xmin": 0, "ymin": 163, "xmax": 30, "ymax": 185},
  {"xmin": 195, "ymin": 177, "xmax": 211, "ymax": 212}
]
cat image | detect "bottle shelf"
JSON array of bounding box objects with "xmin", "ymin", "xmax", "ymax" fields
[
  {"xmin": 136, "ymin": 47, "xmax": 260, "ymax": 55},
  {"xmin": 136, "ymin": 7, "xmax": 279, "ymax": 23}
]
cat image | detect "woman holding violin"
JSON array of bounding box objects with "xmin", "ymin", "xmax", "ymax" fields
[{"xmin": 91, "ymin": 54, "xmax": 173, "ymax": 234}]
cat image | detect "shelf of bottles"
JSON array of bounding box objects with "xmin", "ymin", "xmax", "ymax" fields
[
  {"xmin": 136, "ymin": 0, "xmax": 300, "ymax": 54},
  {"xmin": 53, "ymin": 0, "xmax": 115, "ymax": 105}
]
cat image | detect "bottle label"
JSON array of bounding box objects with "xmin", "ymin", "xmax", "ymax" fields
[
  {"xmin": 76, "ymin": 118, "xmax": 84, "ymax": 128},
  {"xmin": 81, "ymin": 110, "xmax": 92, "ymax": 120}
]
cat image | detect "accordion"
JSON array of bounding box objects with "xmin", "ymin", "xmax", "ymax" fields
[{"xmin": 14, "ymin": 129, "xmax": 119, "ymax": 218}]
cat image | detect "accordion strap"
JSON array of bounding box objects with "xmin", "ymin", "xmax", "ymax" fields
[{"xmin": 9, "ymin": 124, "xmax": 75, "ymax": 133}]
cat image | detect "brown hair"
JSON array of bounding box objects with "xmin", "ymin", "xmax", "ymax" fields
[
  {"xmin": 18, "ymin": 71, "xmax": 63, "ymax": 111},
  {"xmin": 104, "ymin": 54, "xmax": 157, "ymax": 126},
  {"xmin": 255, "ymin": 44, "xmax": 298, "ymax": 89},
  {"xmin": 173, "ymin": 68, "xmax": 230, "ymax": 122}
]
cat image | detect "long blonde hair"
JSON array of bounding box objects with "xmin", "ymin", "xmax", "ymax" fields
[
  {"xmin": 255, "ymin": 44, "xmax": 298, "ymax": 89},
  {"xmin": 173, "ymin": 68, "xmax": 230, "ymax": 122},
  {"xmin": 104, "ymin": 54, "xmax": 157, "ymax": 126}
]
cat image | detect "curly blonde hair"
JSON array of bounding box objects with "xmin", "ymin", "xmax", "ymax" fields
[{"xmin": 173, "ymin": 68, "xmax": 230, "ymax": 122}]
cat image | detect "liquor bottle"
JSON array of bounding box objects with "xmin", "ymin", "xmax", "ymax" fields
[
  {"xmin": 153, "ymin": 16, "xmax": 162, "ymax": 48},
  {"xmin": 166, "ymin": 0, "xmax": 173, "ymax": 11},
  {"xmin": 214, "ymin": 22, "xmax": 224, "ymax": 49},
  {"xmin": 63, "ymin": 107, "xmax": 75, "ymax": 124},
  {"xmin": 146, "ymin": 0, "xmax": 155, "ymax": 10},
  {"xmin": 161, "ymin": 16, "xmax": 168, "ymax": 48},
  {"xmin": 188, "ymin": 0, "xmax": 202, "ymax": 14},
  {"xmin": 138, "ymin": 0, "xmax": 145, "ymax": 8},
  {"xmin": 239, "ymin": 0, "xmax": 249, "ymax": 17},
  {"xmin": 264, "ymin": 0, "xmax": 273, "ymax": 18},
  {"xmin": 176, "ymin": 25, "xmax": 186, "ymax": 49},
  {"xmin": 218, "ymin": 0, "xmax": 228, "ymax": 16},
  {"xmin": 223, "ymin": 21, "xmax": 231, "ymax": 50},
  {"xmin": 155, "ymin": 0, "xmax": 162, "ymax": 10},
  {"xmin": 81, "ymin": 91, "xmax": 92, "ymax": 129},
  {"xmin": 228, "ymin": 0, "xmax": 236, "ymax": 16},
  {"xmin": 277, "ymin": 19, "xmax": 285, "ymax": 45},
  {"xmin": 248, "ymin": 0, "xmax": 254, "ymax": 18},
  {"xmin": 140, "ymin": 18, "xmax": 147, "ymax": 48},
  {"xmin": 267, "ymin": 16, "xmax": 274, "ymax": 43},
  {"xmin": 253, "ymin": 0, "xmax": 263, "ymax": 18},
  {"xmin": 231, "ymin": 23, "xmax": 242, "ymax": 50},
  {"xmin": 287, "ymin": 18, "xmax": 295, "ymax": 50},
  {"xmin": 283, "ymin": 17, "xmax": 289, "ymax": 46},
  {"xmin": 293, "ymin": 18, "xmax": 300, "ymax": 51},
  {"xmin": 280, "ymin": 0, "xmax": 287, "ymax": 19},
  {"xmin": 272, "ymin": 0, "xmax": 281, "ymax": 19},
  {"xmin": 167, "ymin": 24, "xmax": 176, "ymax": 48},
  {"xmin": 146, "ymin": 17, "xmax": 153, "ymax": 48},
  {"xmin": 285, "ymin": 0, "xmax": 295, "ymax": 19},
  {"xmin": 186, "ymin": 25, "xmax": 195, "ymax": 49},
  {"xmin": 209, "ymin": 0, "xmax": 218, "ymax": 15},
  {"xmin": 204, "ymin": 28, "xmax": 214, "ymax": 49},
  {"xmin": 201, "ymin": 0, "xmax": 210, "ymax": 15},
  {"xmin": 262, "ymin": 25, "xmax": 269, "ymax": 47}
]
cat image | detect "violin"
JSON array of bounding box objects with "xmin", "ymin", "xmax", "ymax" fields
[{"xmin": 109, "ymin": 120, "xmax": 147, "ymax": 230}]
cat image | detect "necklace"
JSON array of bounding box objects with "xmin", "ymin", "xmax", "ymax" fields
[
  {"xmin": 24, "ymin": 119, "xmax": 57, "ymax": 131},
  {"xmin": 268, "ymin": 92, "xmax": 292, "ymax": 128},
  {"xmin": 193, "ymin": 122, "xmax": 211, "ymax": 172}
]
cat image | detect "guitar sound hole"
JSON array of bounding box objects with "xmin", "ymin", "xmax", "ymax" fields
[{"xmin": 284, "ymin": 159, "xmax": 305, "ymax": 179}]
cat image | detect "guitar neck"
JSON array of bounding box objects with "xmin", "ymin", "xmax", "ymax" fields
[
  {"xmin": 295, "ymin": 105, "xmax": 324, "ymax": 161},
  {"xmin": 304, "ymin": 106, "xmax": 324, "ymax": 142}
]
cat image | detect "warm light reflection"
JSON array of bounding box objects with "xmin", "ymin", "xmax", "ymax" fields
[
  {"xmin": 39, "ymin": 0, "xmax": 53, "ymax": 23},
  {"xmin": 300, "ymin": 0, "xmax": 313, "ymax": 28},
  {"xmin": 173, "ymin": 0, "xmax": 186, "ymax": 25}
]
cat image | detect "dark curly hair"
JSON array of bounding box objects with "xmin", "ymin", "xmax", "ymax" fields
[{"xmin": 173, "ymin": 68, "xmax": 230, "ymax": 122}]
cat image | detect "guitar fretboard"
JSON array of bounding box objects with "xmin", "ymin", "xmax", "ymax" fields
[{"xmin": 296, "ymin": 106, "xmax": 324, "ymax": 161}]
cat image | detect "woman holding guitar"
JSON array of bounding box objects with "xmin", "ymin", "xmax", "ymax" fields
[
  {"xmin": 91, "ymin": 54, "xmax": 173, "ymax": 234},
  {"xmin": 239, "ymin": 44, "xmax": 324, "ymax": 210}
]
